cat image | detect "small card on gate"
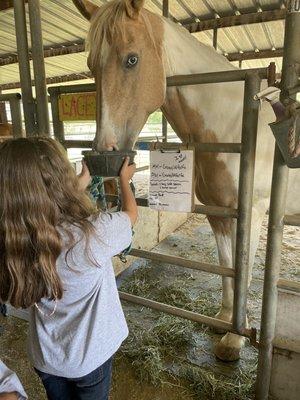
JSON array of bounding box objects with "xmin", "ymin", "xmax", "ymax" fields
[{"xmin": 149, "ymin": 143, "xmax": 195, "ymax": 213}]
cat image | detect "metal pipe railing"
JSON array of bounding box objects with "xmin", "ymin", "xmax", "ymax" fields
[
  {"xmin": 13, "ymin": 0, "xmax": 36, "ymax": 136},
  {"xmin": 63, "ymin": 139, "xmax": 242, "ymax": 154},
  {"xmin": 28, "ymin": 0, "xmax": 50, "ymax": 135},
  {"xmin": 135, "ymin": 142, "xmax": 242, "ymax": 153},
  {"xmin": 162, "ymin": 0, "xmax": 169, "ymax": 144},
  {"xmin": 119, "ymin": 291, "xmax": 253, "ymax": 338},
  {"xmin": 255, "ymin": 4, "xmax": 300, "ymax": 398},
  {"xmin": 167, "ymin": 67, "xmax": 268, "ymax": 87},
  {"xmin": 233, "ymin": 73, "xmax": 261, "ymax": 334},
  {"xmin": 255, "ymin": 146, "xmax": 289, "ymax": 400},
  {"xmin": 48, "ymin": 67, "xmax": 270, "ymax": 97},
  {"xmin": 106, "ymin": 194, "xmax": 238, "ymax": 219},
  {"xmin": 129, "ymin": 248, "xmax": 235, "ymax": 277}
]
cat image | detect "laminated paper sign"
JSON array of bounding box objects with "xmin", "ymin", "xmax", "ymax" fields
[
  {"xmin": 149, "ymin": 145, "xmax": 195, "ymax": 212},
  {"xmin": 58, "ymin": 92, "xmax": 96, "ymax": 121}
]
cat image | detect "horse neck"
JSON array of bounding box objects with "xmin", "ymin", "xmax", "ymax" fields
[{"xmin": 161, "ymin": 19, "xmax": 238, "ymax": 143}]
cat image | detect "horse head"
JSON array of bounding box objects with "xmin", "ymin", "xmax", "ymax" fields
[{"xmin": 74, "ymin": 0, "xmax": 166, "ymax": 151}]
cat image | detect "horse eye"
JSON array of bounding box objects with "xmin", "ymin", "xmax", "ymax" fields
[{"xmin": 126, "ymin": 55, "xmax": 139, "ymax": 68}]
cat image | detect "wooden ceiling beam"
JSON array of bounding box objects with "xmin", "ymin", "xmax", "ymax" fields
[
  {"xmin": 0, "ymin": 0, "xmax": 28, "ymax": 11},
  {"xmin": 0, "ymin": 40, "xmax": 85, "ymax": 66},
  {"xmin": 226, "ymin": 48, "xmax": 284, "ymax": 62},
  {"xmin": 0, "ymin": 72, "xmax": 92, "ymax": 91},
  {"xmin": 183, "ymin": 9, "xmax": 287, "ymax": 33}
]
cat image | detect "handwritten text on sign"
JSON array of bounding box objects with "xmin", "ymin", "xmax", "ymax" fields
[
  {"xmin": 58, "ymin": 93, "xmax": 96, "ymax": 121},
  {"xmin": 149, "ymin": 150, "xmax": 195, "ymax": 212}
]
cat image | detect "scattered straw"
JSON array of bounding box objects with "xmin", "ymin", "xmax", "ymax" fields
[{"xmin": 119, "ymin": 264, "xmax": 257, "ymax": 399}]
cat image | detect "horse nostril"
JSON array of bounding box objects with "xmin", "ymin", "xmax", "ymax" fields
[{"xmin": 106, "ymin": 143, "xmax": 118, "ymax": 151}]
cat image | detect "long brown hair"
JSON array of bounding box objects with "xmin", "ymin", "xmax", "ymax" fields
[{"xmin": 0, "ymin": 137, "xmax": 97, "ymax": 308}]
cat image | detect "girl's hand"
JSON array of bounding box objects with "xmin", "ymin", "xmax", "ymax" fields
[
  {"xmin": 120, "ymin": 157, "xmax": 136, "ymax": 182},
  {"xmin": 78, "ymin": 161, "xmax": 91, "ymax": 191}
]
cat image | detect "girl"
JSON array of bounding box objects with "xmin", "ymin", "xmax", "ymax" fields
[{"xmin": 0, "ymin": 137, "xmax": 137, "ymax": 400}]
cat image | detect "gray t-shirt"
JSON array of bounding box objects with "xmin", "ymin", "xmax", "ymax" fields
[
  {"xmin": 0, "ymin": 360, "xmax": 27, "ymax": 399},
  {"xmin": 28, "ymin": 212, "xmax": 132, "ymax": 378}
]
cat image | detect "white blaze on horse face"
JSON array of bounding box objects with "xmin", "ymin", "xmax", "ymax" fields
[{"xmin": 95, "ymin": 100, "xmax": 118, "ymax": 151}]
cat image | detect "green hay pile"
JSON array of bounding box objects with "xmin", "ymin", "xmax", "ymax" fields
[
  {"xmin": 180, "ymin": 364, "xmax": 255, "ymax": 400},
  {"xmin": 123, "ymin": 265, "xmax": 220, "ymax": 317},
  {"xmin": 157, "ymin": 283, "xmax": 220, "ymax": 317},
  {"xmin": 119, "ymin": 264, "xmax": 256, "ymax": 399},
  {"xmin": 122, "ymin": 266, "xmax": 159, "ymax": 297},
  {"xmin": 118, "ymin": 315, "xmax": 195, "ymax": 385}
]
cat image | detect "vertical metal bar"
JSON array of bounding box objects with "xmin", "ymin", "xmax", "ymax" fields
[
  {"xmin": 13, "ymin": 0, "xmax": 36, "ymax": 136},
  {"xmin": 49, "ymin": 90, "xmax": 65, "ymax": 144},
  {"xmin": 9, "ymin": 96, "xmax": 24, "ymax": 138},
  {"xmin": 213, "ymin": 27, "xmax": 218, "ymax": 50},
  {"xmin": 239, "ymin": 60, "xmax": 243, "ymax": 69},
  {"xmin": 267, "ymin": 62, "xmax": 276, "ymax": 87},
  {"xmin": 255, "ymin": 4, "xmax": 300, "ymax": 399},
  {"xmin": 28, "ymin": 0, "xmax": 50, "ymax": 135},
  {"xmin": 0, "ymin": 90, "xmax": 8, "ymax": 123},
  {"xmin": 162, "ymin": 114, "xmax": 168, "ymax": 143},
  {"xmin": 162, "ymin": 0, "xmax": 169, "ymax": 143},
  {"xmin": 255, "ymin": 148, "xmax": 288, "ymax": 400},
  {"xmin": 233, "ymin": 73, "xmax": 261, "ymax": 333},
  {"xmin": 280, "ymin": 2, "xmax": 300, "ymax": 104},
  {"xmin": 162, "ymin": 0, "xmax": 169, "ymax": 18}
]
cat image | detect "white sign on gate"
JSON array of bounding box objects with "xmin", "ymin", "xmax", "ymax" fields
[{"xmin": 149, "ymin": 145, "xmax": 195, "ymax": 212}]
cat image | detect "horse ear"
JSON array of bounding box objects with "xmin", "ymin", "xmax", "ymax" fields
[
  {"xmin": 124, "ymin": 0, "xmax": 145, "ymax": 19},
  {"xmin": 72, "ymin": 0, "xmax": 99, "ymax": 21}
]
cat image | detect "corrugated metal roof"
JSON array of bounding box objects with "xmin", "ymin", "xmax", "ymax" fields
[{"xmin": 0, "ymin": 0, "xmax": 286, "ymax": 87}]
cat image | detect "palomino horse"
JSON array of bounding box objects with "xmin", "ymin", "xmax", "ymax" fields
[{"xmin": 73, "ymin": 0, "xmax": 300, "ymax": 361}]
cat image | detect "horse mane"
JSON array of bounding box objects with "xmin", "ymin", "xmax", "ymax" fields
[{"xmin": 86, "ymin": 0, "xmax": 157, "ymax": 70}]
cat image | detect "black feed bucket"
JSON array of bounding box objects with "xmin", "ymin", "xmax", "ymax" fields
[
  {"xmin": 269, "ymin": 115, "xmax": 300, "ymax": 169},
  {"xmin": 82, "ymin": 150, "xmax": 136, "ymax": 177}
]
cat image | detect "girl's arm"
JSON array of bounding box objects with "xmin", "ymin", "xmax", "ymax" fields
[{"xmin": 119, "ymin": 157, "xmax": 138, "ymax": 225}]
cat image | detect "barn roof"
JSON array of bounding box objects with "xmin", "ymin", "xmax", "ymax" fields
[{"xmin": 0, "ymin": 0, "xmax": 286, "ymax": 91}]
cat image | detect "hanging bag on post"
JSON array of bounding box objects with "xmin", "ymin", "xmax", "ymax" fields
[{"xmin": 270, "ymin": 105, "xmax": 300, "ymax": 168}]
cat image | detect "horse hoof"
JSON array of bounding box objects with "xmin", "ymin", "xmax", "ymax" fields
[
  {"xmin": 214, "ymin": 333, "xmax": 243, "ymax": 362},
  {"xmin": 214, "ymin": 342, "xmax": 240, "ymax": 362}
]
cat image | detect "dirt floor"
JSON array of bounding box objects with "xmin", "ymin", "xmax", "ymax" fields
[{"xmin": 0, "ymin": 212, "xmax": 299, "ymax": 399}]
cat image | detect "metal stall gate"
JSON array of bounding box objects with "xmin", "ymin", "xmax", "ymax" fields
[
  {"xmin": 49, "ymin": 65, "xmax": 273, "ymax": 343},
  {"xmin": 13, "ymin": 0, "xmax": 50, "ymax": 136}
]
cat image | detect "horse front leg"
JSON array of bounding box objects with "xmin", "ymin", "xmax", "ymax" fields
[
  {"xmin": 209, "ymin": 201, "xmax": 268, "ymax": 361},
  {"xmin": 207, "ymin": 216, "xmax": 246, "ymax": 361},
  {"xmin": 208, "ymin": 216, "xmax": 235, "ymax": 326}
]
